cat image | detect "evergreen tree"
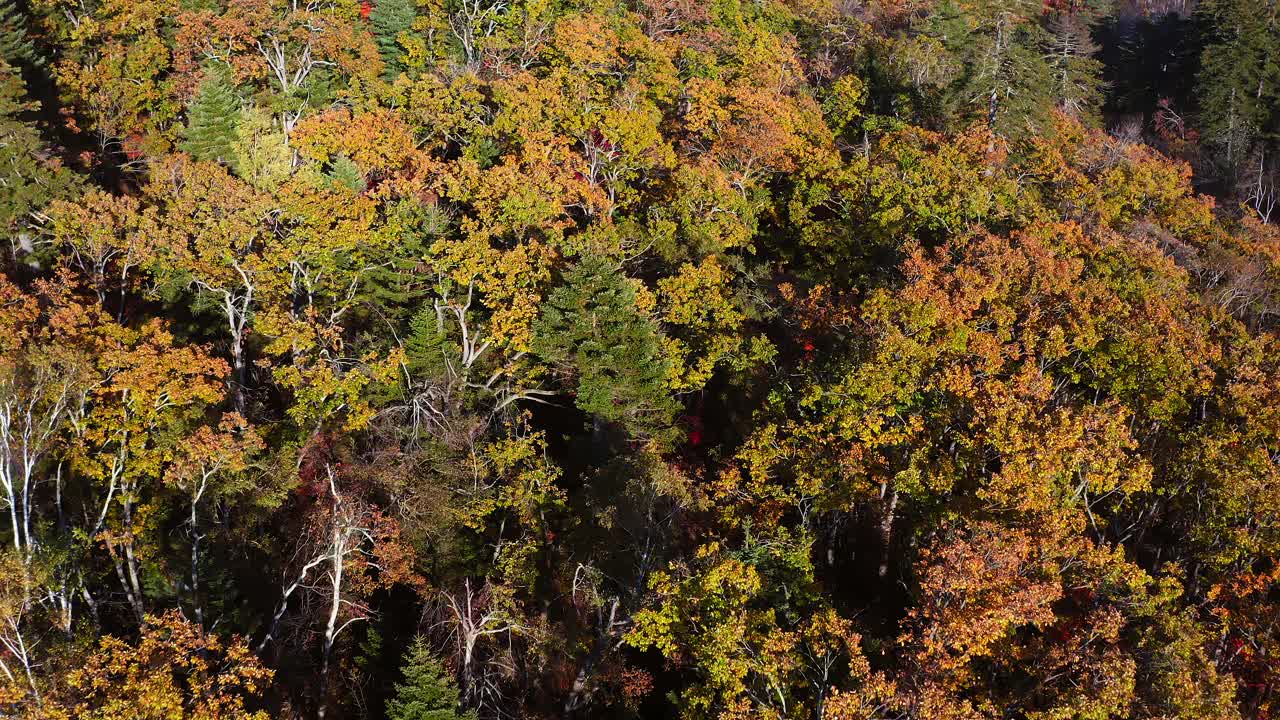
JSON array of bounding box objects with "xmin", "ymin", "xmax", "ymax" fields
[
  {"xmin": 532, "ymin": 255, "xmax": 677, "ymax": 439},
  {"xmin": 358, "ymin": 202, "xmax": 440, "ymax": 320},
  {"xmin": 386, "ymin": 637, "xmax": 474, "ymax": 720},
  {"xmin": 1196, "ymin": 0, "xmax": 1280, "ymax": 163},
  {"xmin": 0, "ymin": 0, "xmax": 39, "ymax": 68},
  {"xmin": 1095, "ymin": 12, "xmax": 1197, "ymax": 118},
  {"xmin": 371, "ymin": 0, "xmax": 418, "ymax": 77},
  {"xmin": 181, "ymin": 65, "xmax": 241, "ymax": 166},
  {"xmin": 1046, "ymin": 12, "xmax": 1106, "ymax": 123},
  {"xmin": 0, "ymin": 60, "xmax": 77, "ymax": 236},
  {"xmin": 327, "ymin": 154, "xmax": 367, "ymax": 193},
  {"xmin": 918, "ymin": 0, "xmax": 1057, "ymax": 137}
]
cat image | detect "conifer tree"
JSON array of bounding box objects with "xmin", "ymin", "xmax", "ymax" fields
[
  {"xmin": 533, "ymin": 255, "xmax": 677, "ymax": 439},
  {"xmin": 386, "ymin": 638, "xmax": 474, "ymax": 720},
  {"xmin": 181, "ymin": 65, "xmax": 241, "ymax": 167},
  {"xmin": 1046, "ymin": 13, "xmax": 1106, "ymax": 123},
  {"xmin": 1196, "ymin": 0, "xmax": 1280, "ymax": 163},
  {"xmin": 0, "ymin": 60, "xmax": 76, "ymax": 234},
  {"xmin": 371, "ymin": 0, "xmax": 418, "ymax": 77},
  {"xmin": 919, "ymin": 0, "xmax": 1057, "ymax": 137},
  {"xmin": 327, "ymin": 154, "xmax": 366, "ymax": 193},
  {"xmin": 0, "ymin": 0, "xmax": 39, "ymax": 69}
]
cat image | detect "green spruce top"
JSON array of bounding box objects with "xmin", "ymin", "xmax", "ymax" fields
[
  {"xmin": 387, "ymin": 638, "xmax": 475, "ymax": 720},
  {"xmin": 181, "ymin": 65, "xmax": 241, "ymax": 167}
]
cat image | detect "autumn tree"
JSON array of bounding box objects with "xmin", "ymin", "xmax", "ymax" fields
[
  {"xmin": 0, "ymin": 278, "xmax": 101, "ymax": 648},
  {"xmin": 70, "ymin": 318, "xmax": 227, "ymax": 622},
  {"xmin": 163, "ymin": 414, "xmax": 265, "ymax": 628},
  {"xmin": 48, "ymin": 191, "xmax": 153, "ymax": 314},
  {"xmin": 36, "ymin": 0, "xmax": 182, "ymax": 162},
  {"xmin": 146, "ymin": 156, "xmax": 272, "ymax": 412},
  {"xmin": 173, "ymin": 0, "xmax": 383, "ymax": 137},
  {"xmin": 57, "ymin": 611, "xmax": 273, "ymax": 719},
  {"xmin": 4, "ymin": 0, "xmax": 1280, "ymax": 717}
]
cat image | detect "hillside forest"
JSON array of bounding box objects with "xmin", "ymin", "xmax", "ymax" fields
[{"xmin": 1, "ymin": 0, "xmax": 1280, "ymax": 717}]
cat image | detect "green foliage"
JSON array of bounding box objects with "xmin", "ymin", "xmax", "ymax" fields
[
  {"xmin": 326, "ymin": 154, "xmax": 367, "ymax": 193},
  {"xmin": 1196, "ymin": 0, "xmax": 1280, "ymax": 160},
  {"xmin": 181, "ymin": 65, "xmax": 241, "ymax": 167},
  {"xmin": 230, "ymin": 106, "xmax": 292, "ymax": 191},
  {"xmin": 1046, "ymin": 14, "xmax": 1106, "ymax": 122},
  {"xmin": 11, "ymin": 2, "xmax": 1280, "ymax": 719},
  {"xmin": 0, "ymin": 0, "xmax": 38, "ymax": 68},
  {"xmin": 371, "ymin": 0, "xmax": 418, "ymax": 77},
  {"xmin": 405, "ymin": 303, "xmax": 451, "ymax": 377},
  {"xmin": 533, "ymin": 255, "xmax": 677, "ymax": 438},
  {"xmin": 387, "ymin": 637, "xmax": 474, "ymax": 720},
  {"xmin": 359, "ymin": 202, "xmax": 437, "ymax": 317},
  {"xmin": 0, "ymin": 61, "xmax": 77, "ymax": 235},
  {"xmin": 917, "ymin": 0, "xmax": 1057, "ymax": 136}
]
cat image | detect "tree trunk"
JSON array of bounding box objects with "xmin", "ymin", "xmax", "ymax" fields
[
  {"xmin": 564, "ymin": 598, "xmax": 620, "ymax": 715},
  {"xmin": 231, "ymin": 332, "xmax": 247, "ymax": 414},
  {"xmin": 317, "ymin": 525, "xmax": 344, "ymax": 720},
  {"xmin": 122, "ymin": 497, "xmax": 146, "ymax": 622},
  {"xmin": 190, "ymin": 527, "xmax": 204, "ymax": 628},
  {"xmin": 878, "ymin": 488, "xmax": 898, "ymax": 580}
]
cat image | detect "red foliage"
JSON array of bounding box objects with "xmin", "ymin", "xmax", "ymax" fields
[
  {"xmin": 682, "ymin": 413, "xmax": 705, "ymax": 447},
  {"xmin": 620, "ymin": 667, "xmax": 654, "ymax": 700},
  {"xmin": 121, "ymin": 133, "xmax": 147, "ymax": 162}
]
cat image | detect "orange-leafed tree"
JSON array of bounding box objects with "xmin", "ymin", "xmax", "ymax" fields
[{"xmin": 58, "ymin": 610, "xmax": 273, "ymax": 720}]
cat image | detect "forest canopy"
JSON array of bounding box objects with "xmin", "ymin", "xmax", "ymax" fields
[{"xmin": 1, "ymin": 0, "xmax": 1279, "ymax": 718}]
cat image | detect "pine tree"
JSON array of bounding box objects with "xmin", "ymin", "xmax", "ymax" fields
[
  {"xmin": 371, "ymin": 0, "xmax": 418, "ymax": 77},
  {"xmin": 532, "ymin": 255, "xmax": 678, "ymax": 438},
  {"xmin": 386, "ymin": 637, "xmax": 474, "ymax": 720},
  {"xmin": 0, "ymin": 0, "xmax": 40, "ymax": 69},
  {"xmin": 357, "ymin": 203, "xmax": 442, "ymax": 320},
  {"xmin": 327, "ymin": 154, "xmax": 367, "ymax": 193},
  {"xmin": 0, "ymin": 60, "xmax": 77, "ymax": 234},
  {"xmin": 1046, "ymin": 13, "xmax": 1106, "ymax": 123},
  {"xmin": 919, "ymin": 0, "xmax": 1058, "ymax": 137},
  {"xmin": 181, "ymin": 65, "xmax": 241, "ymax": 167},
  {"xmin": 1196, "ymin": 0, "xmax": 1280, "ymax": 163}
]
